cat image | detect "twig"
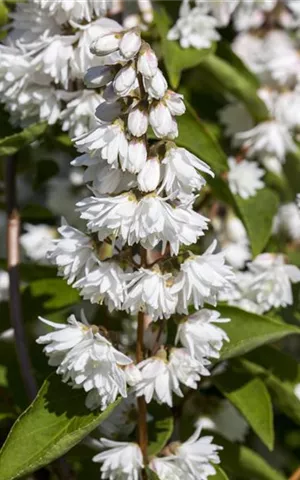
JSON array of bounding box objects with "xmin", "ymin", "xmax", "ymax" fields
[
  {"xmin": 290, "ymin": 467, "xmax": 300, "ymax": 480},
  {"xmin": 5, "ymin": 155, "xmax": 38, "ymax": 401},
  {"xmin": 136, "ymin": 310, "xmax": 148, "ymax": 466}
]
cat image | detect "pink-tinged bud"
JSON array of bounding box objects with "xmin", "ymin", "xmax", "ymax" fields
[
  {"xmin": 113, "ymin": 64, "xmax": 137, "ymax": 97},
  {"xmin": 126, "ymin": 138, "xmax": 147, "ymax": 173},
  {"xmin": 137, "ymin": 156, "xmax": 161, "ymax": 192},
  {"xmin": 149, "ymin": 101, "xmax": 178, "ymax": 139},
  {"xmin": 143, "ymin": 69, "xmax": 168, "ymax": 100},
  {"xmin": 137, "ymin": 43, "xmax": 158, "ymax": 78},
  {"xmin": 165, "ymin": 90, "xmax": 186, "ymax": 116},
  {"xmin": 84, "ymin": 66, "xmax": 115, "ymax": 88},
  {"xmin": 119, "ymin": 29, "xmax": 141, "ymax": 59},
  {"xmin": 90, "ymin": 32, "xmax": 121, "ymax": 55},
  {"xmin": 128, "ymin": 104, "xmax": 149, "ymax": 137}
]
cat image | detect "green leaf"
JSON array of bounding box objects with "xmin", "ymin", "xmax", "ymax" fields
[
  {"xmin": 198, "ymin": 55, "xmax": 269, "ymax": 122},
  {"xmin": 0, "ymin": 123, "xmax": 47, "ymax": 157},
  {"xmin": 0, "ymin": 374, "xmax": 121, "ymax": 480},
  {"xmin": 218, "ymin": 436, "xmax": 286, "ymax": 480},
  {"xmin": 211, "ymin": 466, "xmax": 229, "ymax": 480},
  {"xmin": 240, "ymin": 347, "xmax": 300, "ymax": 426},
  {"xmin": 217, "ymin": 305, "xmax": 300, "ymax": 360},
  {"xmin": 176, "ymin": 103, "xmax": 228, "ymax": 174},
  {"xmin": 214, "ymin": 368, "xmax": 274, "ymax": 450},
  {"xmin": 147, "ymin": 404, "xmax": 174, "ymax": 456},
  {"xmin": 154, "ymin": 8, "xmax": 214, "ymax": 88},
  {"xmin": 234, "ymin": 188, "xmax": 279, "ymax": 257},
  {"xmin": 145, "ymin": 466, "xmax": 160, "ymax": 480},
  {"xmin": 0, "ymin": 1, "xmax": 8, "ymax": 26},
  {"xmin": 28, "ymin": 278, "xmax": 80, "ymax": 310}
]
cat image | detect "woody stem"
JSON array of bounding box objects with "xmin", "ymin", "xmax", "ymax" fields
[{"xmin": 136, "ymin": 310, "xmax": 148, "ymax": 464}]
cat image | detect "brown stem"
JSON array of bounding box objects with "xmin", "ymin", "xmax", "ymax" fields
[
  {"xmin": 290, "ymin": 467, "xmax": 300, "ymax": 480},
  {"xmin": 5, "ymin": 156, "xmax": 38, "ymax": 402},
  {"xmin": 136, "ymin": 310, "xmax": 148, "ymax": 464}
]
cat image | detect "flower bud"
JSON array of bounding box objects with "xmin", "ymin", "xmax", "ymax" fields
[
  {"xmin": 137, "ymin": 43, "xmax": 158, "ymax": 78},
  {"xmin": 125, "ymin": 363, "xmax": 142, "ymax": 386},
  {"xmin": 125, "ymin": 138, "xmax": 147, "ymax": 173},
  {"xmin": 84, "ymin": 66, "xmax": 114, "ymax": 88},
  {"xmin": 137, "ymin": 156, "xmax": 161, "ymax": 192},
  {"xmin": 143, "ymin": 69, "xmax": 168, "ymax": 99},
  {"xmin": 164, "ymin": 90, "xmax": 186, "ymax": 116},
  {"xmin": 149, "ymin": 102, "xmax": 178, "ymax": 139},
  {"xmin": 119, "ymin": 29, "xmax": 141, "ymax": 59},
  {"xmin": 128, "ymin": 104, "xmax": 148, "ymax": 137},
  {"xmin": 90, "ymin": 32, "xmax": 121, "ymax": 55},
  {"xmin": 113, "ymin": 64, "xmax": 137, "ymax": 97}
]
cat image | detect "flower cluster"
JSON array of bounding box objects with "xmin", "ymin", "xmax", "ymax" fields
[
  {"xmin": 0, "ymin": 0, "xmax": 153, "ymax": 136},
  {"xmin": 36, "ymin": 20, "xmax": 235, "ymax": 480}
]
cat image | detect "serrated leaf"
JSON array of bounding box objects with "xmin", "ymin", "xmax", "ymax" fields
[
  {"xmin": 234, "ymin": 188, "xmax": 279, "ymax": 257},
  {"xmin": 0, "ymin": 123, "xmax": 47, "ymax": 157},
  {"xmin": 147, "ymin": 404, "xmax": 174, "ymax": 456},
  {"xmin": 145, "ymin": 466, "xmax": 160, "ymax": 480},
  {"xmin": 214, "ymin": 368, "xmax": 274, "ymax": 450},
  {"xmin": 218, "ymin": 435, "xmax": 286, "ymax": 480},
  {"xmin": 198, "ymin": 55, "xmax": 269, "ymax": 122},
  {"xmin": 154, "ymin": 8, "xmax": 215, "ymax": 88},
  {"xmin": 211, "ymin": 466, "xmax": 229, "ymax": 480},
  {"xmin": 217, "ymin": 305, "xmax": 300, "ymax": 360},
  {"xmin": 0, "ymin": 374, "xmax": 121, "ymax": 480}
]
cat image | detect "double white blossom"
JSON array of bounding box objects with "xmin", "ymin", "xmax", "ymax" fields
[
  {"xmin": 93, "ymin": 439, "xmax": 143, "ymax": 480},
  {"xmin": 227, "ymin": 157, "xmax": 265, "ymax": 199}
]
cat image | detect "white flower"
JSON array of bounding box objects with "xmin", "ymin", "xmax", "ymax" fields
[
  {"xmin": 128, "ymin": 104, "xmax": 149, "ymax": 137},
  {"xmin": 98, "ymin": 396, "xmax": 137, "ymax": 439},
  {"xmin": 169, "ymin": 347, "xmax": 210, "ymax": 389},
  {"xmin": 248, "ymin": 253, "xmax": 300, "ymax": 312},
  {"xmin": 113, "ymin": 63, "xmax": 137, "ymax": 97},
  {"xmin": 161, "ymin": 146, "xmax": 213, "ymax": 196},
  {"xmin": 20, "ymin": 223, "xmax": 57, "ymax": 263},
  {"xmin": 93, "ymin": 439, "xmax": 143, "ymax": 480},
  {"xmin": 219, "ymin": 102, "xmax": 253, "ymax": 137},
  {"xmin": 274, "ymin": 91, "xmax": 300, "ymax": 130},
  {"xmin": 127, "ymin": 195, "xmax": 209, "ymax": 255},
  {"xmin": 149, "ymin": 101, "xmax": 178, "ymax": 139},
  {"xmin": 135, "ymin": 352, "xmax": 182, "ymax": 406},
  {"xmin": 273, "ymin": 202, "xmax": 300, "ymax": 241},
  {"xmin": 122, "ymin": 268, "xmax": 178, "ymax": 320},
  {"xmin": 91, "ymin": 30, "xmax": 123, "ymax": 56},
  {"xmin": 47, "ymin": 220, "xmax": 95, "ymax": 284},
  {"xmin": 74, "ymin": 260, "xmax": 126, "ymax": 311},
  {"xmin": 175, "ymin": 240, "xmax": 235, "ymax": 313},
  {"xmin": 60, "ymin": 90, "xmax": 102, "ymax": 137},
  {"xmin": 196, "ymin": 400, "xmax": 249, "ymax": 443},
  {"xmin": 125, "ymin": 138, "xmax": 147, "ymax": 173},
  {"xmin": 137, "ymin": 157, "xmax": 161, "ymax": 192},
  {"xmin": 227, "ymin": 157, "xmax": 265, "ymax": 199},
  {"xmin": 38, "ymin": 312, "xmax": 132, "ymax": 410},
  {"xmin": 149, "ymin": 457, "xmax": 183, "ymax": 480},
  {"xmin": 234, "ymin": 121, "xmax": 295, "ymax": 163},
  {"xmin": 176, "ymin": 309, "xmax": 229, "ymax": 361},
  {"xmin": 143, "ymin": 69, "xmax": 168, "ymax": 99},
  {"xmin": 0, "ymin": 270, "xmax": 9, "ymax": 303},
  {"xmin": 219, "ymin": 271, "xmax": 263, "ymax": 315},
  {"xmin": 208, "ymin": 0, "xmax": 239, "ymax": 26},
  {"xmin": 172, "ymin": 425, "xmax": 221, "ymax": 479},
  {"xmin": 36, "ymin": 311, "xmax": 91, "ymax": 366},
  {"xmin": 124, "ymin": 363, "xmax": 142, "ymax": 387},
  {"xmin": 223, "ymin": 242, "xmax": 251, "ymax": 270},
  {"xmin": 233, "ymin": 0, "xmax": 276, "ymax": 31},
  {"xmin": 167, "ymin": 6, "xmax": 220, "ymax": 49},
  {"xmin": 77, "ymin": 192, "xmax": 137, "ymax": 241},
  {"xmin": 137, "ymin": 43, "xmax": 158, "ymax": 78},
  {"xmin": 75, "ymin": 121, "xmax": 128, "ymax": 169}
]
